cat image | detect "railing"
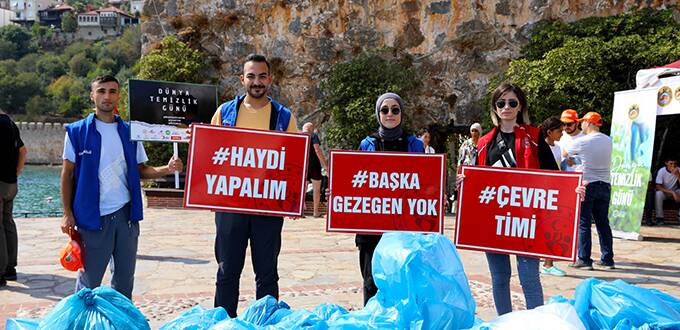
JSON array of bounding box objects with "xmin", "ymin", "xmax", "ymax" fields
[{"xmin": 13, "ymin": 211, "xmax": 63, "ymax": 218}]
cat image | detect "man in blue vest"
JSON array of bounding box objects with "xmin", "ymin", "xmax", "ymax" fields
[
  {"xmin": 208, "ymin": 54, "xmax": 298, "ymax": 317},
  {"xmin": 60, "ymin": 75, "xmax": 182, "ymax": 299}
]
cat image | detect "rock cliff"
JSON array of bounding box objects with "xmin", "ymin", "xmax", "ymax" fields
[{"xmin": 140, "ymin": 0, "xmax": 678, "ymax": 133}]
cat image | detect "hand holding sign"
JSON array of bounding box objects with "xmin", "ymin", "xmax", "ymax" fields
[
  {"xmin": 455, "ymin": 166, "xmax": 582, "ymax": 261},
  {"xmin": 327, "ymin": 151, "xmax": 445, "ymax": 234},
  {"xmin": 184, "ymin": 124, "xmax": 310, "ymax": 217}
]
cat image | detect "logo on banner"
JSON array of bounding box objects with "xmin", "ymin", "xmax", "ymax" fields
[
  {"xmin": 327, "ymin": 151, "xmax": 445, "ymax": 234},
  {"xmin": 658, "ymin": 86, "xmax": 672, "ymax": 107},
  {"xmin": 675, "ymin": 87, "xmax": 680, "ymax": 103},
  {"xmin": 455, "ymin": 166, "xmax": 581, "ymax": 261},
  {"xmin": 184, "ymin": 125, "xmax": 309, "ymax": 217},
  {"xmin": 628, "ymin": 104, "xmax": 640, "ymax": 120}
]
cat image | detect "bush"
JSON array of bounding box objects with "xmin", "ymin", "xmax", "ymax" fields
[
  {"xmin": 134, "ymin": 35, "xmax": 204, "ymax": 83},
  {"xmin": 319, "ymin": 51, "xmax": 420, "ymax": 149},
  {"xmin": 496, "ymin": 8, "xmax": 680, "ymax": 133}
]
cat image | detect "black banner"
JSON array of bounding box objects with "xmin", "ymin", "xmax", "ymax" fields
[{"xmin": 128, "ymin": 79, "xmax": 217, "ymax": 142}]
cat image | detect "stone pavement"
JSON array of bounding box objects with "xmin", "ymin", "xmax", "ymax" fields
[{"xmin": 1, "ymin": 209, "xmax": 679, "ymax": 329}]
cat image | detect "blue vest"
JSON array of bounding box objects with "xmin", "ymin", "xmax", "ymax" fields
[
  {"xmin": 359, "ymin": 134, "xmax": 425, "ymax": 152},
  {"xmin": 219, "ymin": 95, "xmax": 291, "ymax": 131},
  {"xmin": 66, "ymin": 113, "xmax": 143, "ymax": 230}
]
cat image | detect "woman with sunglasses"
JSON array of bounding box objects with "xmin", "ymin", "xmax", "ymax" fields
[
  {"xmin": 471, "ymin": 83, "xmax": 559, "ymax": 315},
  {"xmin": 355, "ymin": 92, "xmax": 424, "ymax": 305}
]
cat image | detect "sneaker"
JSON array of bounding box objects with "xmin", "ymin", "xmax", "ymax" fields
[
  {"xmin": 571, "ymin": 260, "xmax": 593, "ymax": 270},
  {"xmin": 596, "ymin": 261, "xmax": 616, "ymax": 270},
  {"xmin": 541, "ymin": 266, "xmax": 566, "ymax": 276},
  {"xmin": 3, "ymin": 268, "xmax": 16, "ymax": 281},
  {"xmin": 656, "ymin": 218, "xmax": 665, "ymax": 226}
]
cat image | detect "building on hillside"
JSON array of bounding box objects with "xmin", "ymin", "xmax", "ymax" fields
[
  {"xmin": 76, "ymin": 6, "xmax": 137, "ymax": 40},
  {"xmin": 37, "ymin": 3, "xmax": 73, "ymax": 29},
  {"xmin": 130, "ymin": 0, "xmax": 142, "ymax": 16},
  {"xmin": 0, "ymin": 8, "xmax": 15, "ymax": 27},
  {"xmin": 10, "ymin": 0, "xmax": 58, "ymax": 26}
]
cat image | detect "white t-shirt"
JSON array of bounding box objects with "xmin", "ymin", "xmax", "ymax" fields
[
  {"xmin": 425, "ymin": 145, "xmax": 435, "ymax": 154},
  {"xmin": 63, "ymin": 119, "xmax": 148, "ymax": 216},
  {"xmin": 556, "ymin": 131, "xmax": 585, "ymax": 172},
  {"xmin": 655, "ymin": 167, "xmax": 679, "ymax": 191},
  {"xmin": 549, "ymin": 144, "xmax": 562, "ymax": 170},
  {"xmin": 566, "ymin": 132, "xmax": 612, "ymax": 184}
]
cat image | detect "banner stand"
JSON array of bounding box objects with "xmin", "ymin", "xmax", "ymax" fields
[{"xmin": 173, "ymin": 142, "xmax": 179, "ymax": 189}]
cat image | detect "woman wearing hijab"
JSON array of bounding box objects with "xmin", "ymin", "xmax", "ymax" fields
[{"xmin": 356, "ymin": 92, "xmax": 424, "ymax": 305}]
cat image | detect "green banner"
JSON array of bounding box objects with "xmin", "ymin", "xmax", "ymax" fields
[{"xmin": 608, "ymin": 88, "xmax": 657, "ymax": 240}]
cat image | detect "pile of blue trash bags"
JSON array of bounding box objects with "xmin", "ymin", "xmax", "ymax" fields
[{"xmin": 7, "ymin": 232, "xmax": 680, "ymax": 329}]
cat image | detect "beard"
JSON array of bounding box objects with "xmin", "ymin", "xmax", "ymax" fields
[
  {"xmin": 97, "ymin": 103, "xmax": 115, "ymax": 113},
  {"xmin": 247, "ymin": 84, "xmax": 268, "ymax": 99}
]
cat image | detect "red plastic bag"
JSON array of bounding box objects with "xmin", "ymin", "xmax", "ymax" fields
[{"xmin": 60, "ymin": 231, "xmax": 82, "ymax": 272}]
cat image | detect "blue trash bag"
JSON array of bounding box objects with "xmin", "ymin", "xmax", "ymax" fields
[
  {"xmin": 37, "ymin": 286, "xmax": 150, "ymax": 330},
  {"xmin": 370, "ymin": 232, "xmax": 475, "ymax": 329},
  {"xmin": 159, "ymin": 305, "xmax": 229, "ymax": 330},
  {"xmin": 326, "ymin": 232, "xmax": 476, "ymax": 330},
  {"xmin": 312, "ymin": 304, "xmax": 348, "ymax": 322},
  {"xmin": 237, "ymin": 295, "xmax": 290, "ymax": 326},
  {"xmin": 270, "ymin": 310, "xmax": 328, "ymax": 329},
  {"xmin": 573, "ymin": 278, "xmax": 680, "ymax": 330},
  {"xmin": 5, "ymin": 318, "xmax": 40, "ymax": 330},
  {"xmin": 210, "ymin": 318, "xmax": 259, "ymax": 330}
]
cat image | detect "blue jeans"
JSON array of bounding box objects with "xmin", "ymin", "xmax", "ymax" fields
[
  {"xmin": 578, "ymin": 181, "xmax": 614, "ymax": 265},
  {"xmin": 485, "ymin": 252, "xmax": 543, "ymax": 315}
]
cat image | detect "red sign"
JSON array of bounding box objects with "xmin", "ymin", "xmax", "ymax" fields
[
  {"xmin": 184, "ymin": 124, "xmax": 310, "ymax": 217},
  {"xmin": 455, "ymin": 166, "xmax": 582, "ymax": 261},
  {"xmin": 327, "ymin": 151, "xmax": 446, "ymax": 234}
]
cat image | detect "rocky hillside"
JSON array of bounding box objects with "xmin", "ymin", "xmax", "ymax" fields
[{"xmin": 140, "ymin": 0, "xmax": 678, "ymax": 131}]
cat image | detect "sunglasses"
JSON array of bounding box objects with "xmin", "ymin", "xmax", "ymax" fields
[
  {"xmin": 380, "ymin": 107, "xmax": 401, "ymax": 115},
  {"xmin": 563, "ymin": 121, "xmax": 577, "ymax": 127},
  {"xmin": 495, "ymin": 99, "xmax": 519, "ymax": 109}
]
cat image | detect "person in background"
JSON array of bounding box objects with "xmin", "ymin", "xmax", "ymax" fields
[
  {"xmin": 566, "ymin": 111, "xmax": 615, "ymax": 271},
  {"xmin": 0, "ymin": 109, "xmax": 27, "ymax": 287},
  {"xmin": 356, "ymin": 92, "xmax": 424, "ymax": 305},
  {"xmin": 302, "ymin": 122, "xmax": 328, "ymax": 218},
  {"xmin": 418, "ymin": 128, "xmax": 435, "ymax": 154},
  {"xmin": 538, "ymin": 116, "xmax": 567, "ymax": 277},
  {"xmin": 556, "ymin": 109, "xmax": 584, "ymax": 171},
  {"xmin": 458, "ymin": 123, "xmax": 482, "ymax": 167},
  {"xmin": 651, "ymin": 156, "xmax": 680, "ymax": 226}
]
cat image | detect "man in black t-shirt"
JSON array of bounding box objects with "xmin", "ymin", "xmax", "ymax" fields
[{"xmin": 0, "ymin": 110, "xmax": 27, "ymax": 287}]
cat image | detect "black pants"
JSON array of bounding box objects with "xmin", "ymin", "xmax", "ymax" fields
[
  {"xmin": 357, "ymin": 234, "xmax": 381, "ymax": 305},
  {"xmin": 0, "ymin": 182, "xmax": 18, "ymax": 278},
  {"xmin": 214, "ymin": 212, "xmax": 283, "ymax": 317}
]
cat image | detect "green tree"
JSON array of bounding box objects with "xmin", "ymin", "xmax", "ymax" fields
[
  {"xmin": 25, "ymin": 95, "xmax": 56, "ymax": 119},
  {"xmin": 69, "ymin": 52, "xmax": 94, "ymax": 77},
  {"xmin": 319, "ymin": 52, "xmax": 421, "ymax": 148},
  {"xmin": 496, "ymin": 8, "xmax": 680, "ymax": 133},
  {"xmin": 0, "ymin": 25, "xmax": 33, "ymax": 59},
  {"xmin": 36, "ymin": 53, "xmax": 67, "ymax": 81},
  {"xmin": 134, "ymin": 36, "xmax": 204, "ymax": 83},
  {"xmin": 62, "ymin": 12, "xmax": 78, "ymax": 33}
]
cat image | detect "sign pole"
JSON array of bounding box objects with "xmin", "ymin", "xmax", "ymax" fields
[{"xmin": 173, "ymin": 142, "xmax": 179, "ymax": 189}]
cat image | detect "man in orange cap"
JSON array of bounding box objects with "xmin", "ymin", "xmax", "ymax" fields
[
  {"xmin": 565, "ymin": 111, "xmax": 615, "ymax": 270},
  {"xmin": 557, "ymin": 109, "xmax": 584, "ymax": 172}
]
